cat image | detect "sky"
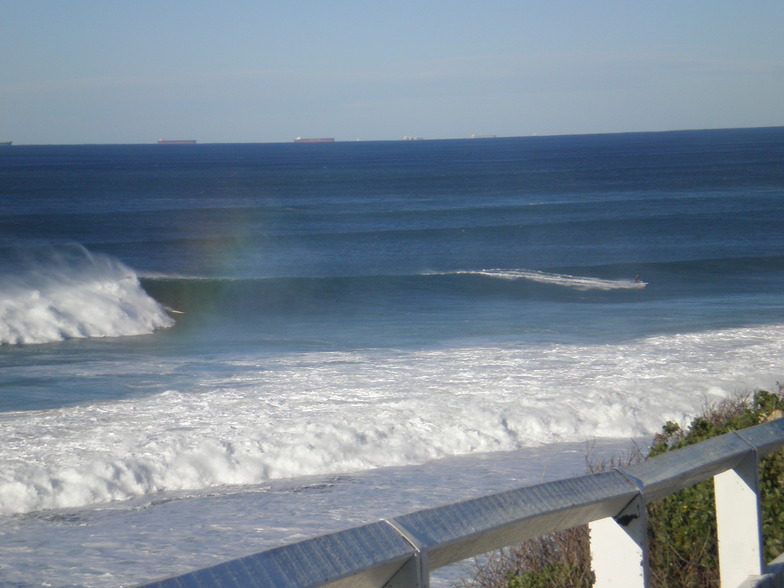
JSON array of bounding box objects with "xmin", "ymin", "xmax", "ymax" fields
[{"xmin": 1, "ymin": 1, "xmax": 783, "ymax": 145}]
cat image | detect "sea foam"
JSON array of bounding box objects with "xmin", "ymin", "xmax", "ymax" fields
[
  {"xmin": 1, "ymin": 322, "xmax": 781, "ymax": 515},
  {"xmin": 0, "ymin": 245, "xmax": 173, "ymax": 345},
  {"xmin": 465, "ymin": 268, "xmax": 646, "ymax": 290}
]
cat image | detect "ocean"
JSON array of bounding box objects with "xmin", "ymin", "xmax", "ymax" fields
[{"xmin": 1, "ymin": 127, "xmax": 784, "ymax": 586}]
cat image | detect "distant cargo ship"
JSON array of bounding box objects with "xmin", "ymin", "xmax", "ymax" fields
[
  {"xmin": 294, "ymin": 137, "xmax": 334, "ymax": 143},
  {"xmin": 0, "ymin": 141, "xmax": 11, "ymax": 146},
  {"xmin": 157, "ymin": 139, "xmax": 196, "ymax": 145}
]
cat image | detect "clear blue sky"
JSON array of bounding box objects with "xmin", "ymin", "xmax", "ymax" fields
[{"xmin": 2, "ymin": 0, "xmax": 783, "ymax": 144}]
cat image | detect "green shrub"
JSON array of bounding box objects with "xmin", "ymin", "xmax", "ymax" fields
[
  {"xmin": 646, "ymin": 389, "xmax": 784, "ymax": 586},
  {"xmin": 458, "ymin": 389, "xmax": 784, "ymax": 588},
  {"xmin": 455, "ymin": 526, "xmax": 593, "ymax": 588}
]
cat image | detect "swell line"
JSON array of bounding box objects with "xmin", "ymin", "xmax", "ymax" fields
[{"xmin": 451, "ymin": 269, "xmax": 647, "ymax": 291}]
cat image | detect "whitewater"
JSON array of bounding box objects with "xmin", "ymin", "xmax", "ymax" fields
[
  {"xmin": 1, "ymin": 129, "xmax": 783, "ymax": 586},
  {"xmin": 0, "ymin": 245, "xmax": 172, "ymax": 346},
  {"xmin": 2, "ymin": 325, "xmax": 783, "ymax": 517}
]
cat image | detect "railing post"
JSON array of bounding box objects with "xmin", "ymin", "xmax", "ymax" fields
[
  {"xmin": 714, "ymin": 450, "xmax": 763, "ymax": 587},
  {"xmin": 590, "ymin": 494, "xmax": 649, "ymax": 587}
]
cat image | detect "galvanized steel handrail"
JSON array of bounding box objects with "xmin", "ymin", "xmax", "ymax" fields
[{"xmin": 138, "ymin": 417, "xmax": 784, "ymax": 588}]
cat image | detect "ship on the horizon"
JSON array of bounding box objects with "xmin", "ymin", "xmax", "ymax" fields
[
  {"xmin": 0, "ymin": 141, "xmax": 11, "ymax": 146},
  {"xmin": 157, "ymin": 139, "xmax": 196, "ymax": 145},
  {"xmin": 293, "ymin": 137, "xmax": 335, "ymax": 143}
]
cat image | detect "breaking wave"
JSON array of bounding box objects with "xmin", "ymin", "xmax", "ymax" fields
[
  {"xmin": 0, "ymin": 244, "xmax": 174, "ymax": 345},
  {"xmin": 459, "ymin": 268, "xmax": 647, "ymax": 290},
  {"xmin": 2, "ymin": 322, "xmax": 782, "ymax": 515}
]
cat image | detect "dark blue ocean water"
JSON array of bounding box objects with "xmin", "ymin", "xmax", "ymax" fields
[
  {"xmin": 1, "ymin": 128, "xmax": 784, "ymax": 586},
  {"xmin": 3, "ymin": 130, "xmax": 784, "ymax": 405}
]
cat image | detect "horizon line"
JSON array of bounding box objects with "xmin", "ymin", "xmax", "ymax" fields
[{"xmin": 4, "ymin": 124, "xmax": 783, "ymax": 147}]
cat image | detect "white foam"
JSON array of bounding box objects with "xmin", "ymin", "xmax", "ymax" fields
[
  {"xmin": 460, "ymin": 268, "xmax": 646, "ymax": 290},
  {"xmin": 0, "ymin": 439, "xmax": 639, "ymax": 587},
  {"xmin": 0, "ymin": 246, "xmax": 173, "ymax": 345},
  {"xmin": 1, "ymin": 322, "xmax": 781, "ymax": 515}
]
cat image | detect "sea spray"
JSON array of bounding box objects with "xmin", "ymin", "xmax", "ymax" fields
[{"xmin": 0, "ymin": 244, "xmax": 173, "ymax": 345}]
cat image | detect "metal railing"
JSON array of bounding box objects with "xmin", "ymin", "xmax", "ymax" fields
[{"xmin": 138, "ymin": 418, "xmax": 784, "ymax": 588}]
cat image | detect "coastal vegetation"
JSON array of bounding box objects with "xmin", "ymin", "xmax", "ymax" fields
[{"xmin": 458, "ymin": 388, "xmax": 784, "ymax": 587}]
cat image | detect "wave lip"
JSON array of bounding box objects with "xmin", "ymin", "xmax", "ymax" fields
[{"xmin": 0, "ymin": 244, "xmax": 174, "ymax": 345}]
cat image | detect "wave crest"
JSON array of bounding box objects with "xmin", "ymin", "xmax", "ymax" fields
[
  {"xmin": 462, "ymin": 269, "xmax": 646, "ymax": 290},
  {"xmin": 0, "ymin": 244, "xmax": 174, "ymax": 345}
]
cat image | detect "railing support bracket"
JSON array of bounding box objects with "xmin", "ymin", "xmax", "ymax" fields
[{"xmin": 383, "ymin": 519, "xmax": 429, "ymax": 588}]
